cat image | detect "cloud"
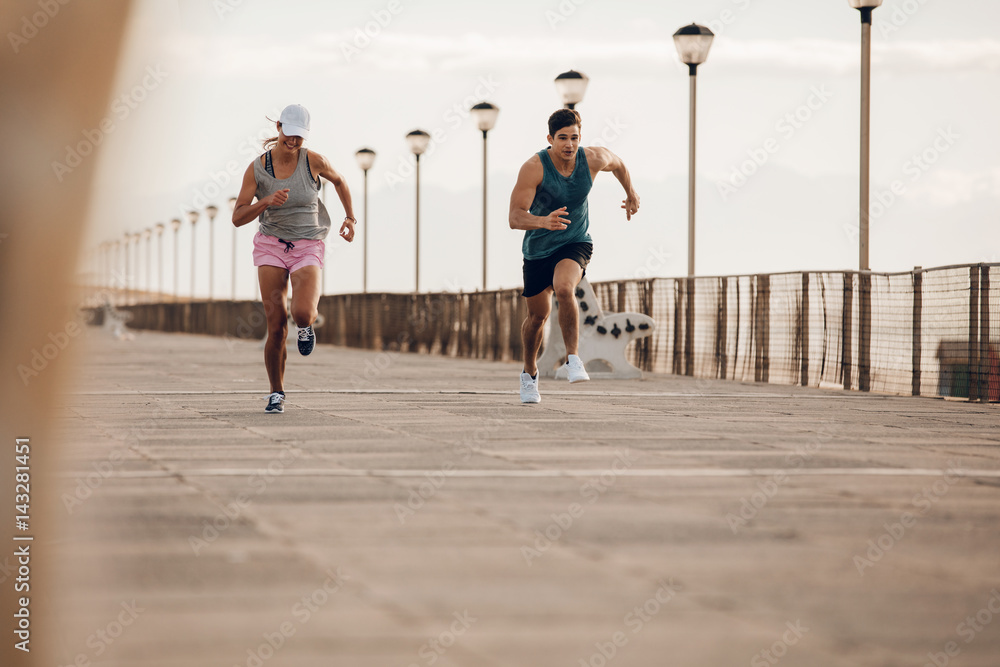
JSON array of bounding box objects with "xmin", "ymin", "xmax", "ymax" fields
[{"xmin": 203, "ymin": 31, "xmax": 1000, "ymax": 78}]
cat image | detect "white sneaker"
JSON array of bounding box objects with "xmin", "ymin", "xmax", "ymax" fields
[
  {"xmin": 264, "ymin": 392, "xmax": 285, "ymax": 413},
  {"xmin": 565, "ymin": 355, "xmax": 590, "ymax": 383},
  {"xmin": 520, "ymin": 372, "xmax": 540, "ymax": 404}
]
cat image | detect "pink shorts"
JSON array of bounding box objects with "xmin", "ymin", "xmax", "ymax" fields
[{"xmin": 252, "ymin": 232, "xmax": 325, "ymax": 273}]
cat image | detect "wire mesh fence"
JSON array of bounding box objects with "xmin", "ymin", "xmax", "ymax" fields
[{"xmin": 108, "ymin": 262, "xmax": 999, "ymax": 402}]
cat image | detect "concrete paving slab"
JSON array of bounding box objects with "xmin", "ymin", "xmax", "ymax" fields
[{"xmin": 48, "ymin": 328, "xmax": 1000, "ymax": 666}]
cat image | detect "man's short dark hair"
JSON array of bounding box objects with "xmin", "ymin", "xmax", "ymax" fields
[{"xmin": 548, "ymin": 108, "xmax": 582, "ymax": 137}]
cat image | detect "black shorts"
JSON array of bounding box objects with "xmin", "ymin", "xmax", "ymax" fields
[{"xmin": 521, "ymin": 242, "xmax": 593, "ymax": 298}]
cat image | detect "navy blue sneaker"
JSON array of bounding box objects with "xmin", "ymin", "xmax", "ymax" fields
[
  {"xmin": 297, "ymin": 325, "xmax": 315, "ymax": 356},
  {"xmin": 264, "ymin": 392, "xmax": 285, "ymax": 413}
]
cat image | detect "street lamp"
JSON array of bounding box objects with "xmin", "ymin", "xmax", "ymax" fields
[
  {"xmin": 674, "ymin": 22, "xmax": 714, "ymax": 378},
  {"xmin": 406, "ymin": 129, "xmax": 430, "ymax": 293},
  {"xmin": 673, "ymin": 22, "xmax": 714, "ymax": 278},
  {"xmin": 186, "ymin": 210, "xmax": 199, "ymax": 300},
  {"xmin": 554, "ymin": 70, "xmax": 589, "ymax": 110},
  {"xmin": 205, "ymin": 204, "xmax": 218, "ymax": 301},
  {"xmin": 470, "ymin": 102, "xmax": 499, "ymax": 291},
  {"xmin": 355, "ymin": 148, "xmax": 376, "ymax": 293},
  {"xmin": 170, "ymin": 218, "xmax": 182, "ymax": 300},
  {"xmin": 155, "ymin": 223, "xmax": 165, "ymax": 300},
  {"xmin": 228, "ymin": 197, "xmax": 238, "ymax": 301}
]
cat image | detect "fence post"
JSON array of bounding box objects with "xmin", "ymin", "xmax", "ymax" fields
[
  {"xmin": 842, "ymin": 273, "xmax": 854, "ymax": 391},
  {"xmin": 800, "ymin": 272, "xmax": 809, "ymax": 386},
  {"xmin": 969, "ymin": 265, "xmax": 980, "ymax": 402},
  {"xmin": 672, "ymin": 280, "xmax": 683, "ymax": 375},
  {"xmin": 859, "ymin": 272, "xmax": 871, "ymax": 392},
  {"xmin": 685, "ymin": 277, "xmax": 695, "ymax": 376},
  {"xmin": 717, "ymin": 277, "xmax": 728, "ymax": 380},
  {"xmin": 911, "ymin": 267, "xmax": 922, "ymax": 396},
  {"xmin": 754, "ymin": 274, "xmax": 770, "ymax": 383},
  {"xmin": 978, "ymin": 263, "xmax": 989, "ymax": 403}
]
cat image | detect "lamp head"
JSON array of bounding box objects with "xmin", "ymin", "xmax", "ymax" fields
[
  {"xmin": 554, "ymin": 70, "xmax": 589, "ymax": 108},
  {"xmin": 470, "ymin": 102, "xmax": 500, "ymax": 133},
  {"xmin": 673, "ymin": 23, "xmax": 715, "ymax": 66},
  {"xmin": 355, "ymin": 147, "xmax": 376, "ymax": 171},
  {"xmin": 406, "ymin": 130, "xmax": 431, "ymax": 156}
]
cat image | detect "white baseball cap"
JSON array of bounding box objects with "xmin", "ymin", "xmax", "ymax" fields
[{"xmin": 279, "ymin": 104, "xmax": 310, "ymax": 139}]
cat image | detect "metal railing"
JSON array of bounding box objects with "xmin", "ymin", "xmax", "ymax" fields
[{"xmin": 107, "ymin": 262, "xmax": 999, "ymax": 402}]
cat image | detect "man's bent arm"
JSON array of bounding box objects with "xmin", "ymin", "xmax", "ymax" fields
[{"xmin": 509, "ymin": 157, "xmax": 571, "ymax": 231}]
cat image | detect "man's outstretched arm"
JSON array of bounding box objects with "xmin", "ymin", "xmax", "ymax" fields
[{"xmin": 590, "ymin": 146, "xmax": 640, "ymax": 220}]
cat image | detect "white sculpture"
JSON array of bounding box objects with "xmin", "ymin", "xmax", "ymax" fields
[{"xmin": 537, "ymin": 277, "xmax": 655, "ymax": 379}]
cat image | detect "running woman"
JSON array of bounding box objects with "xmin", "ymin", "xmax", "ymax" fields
[
  {"xmin": 232, "ymin": 104, "xmax": 356, "ymax": 413},
  {"xmin": 508, "ymin": 108, "xmax": 639, "ymax": 404}
]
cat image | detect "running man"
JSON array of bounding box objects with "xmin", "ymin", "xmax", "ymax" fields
[
  {"xmin": 508, "ymin": 108, "xmax": 639, "ymax": 404},
  {"xmin": 232, "ymin": 104, "xmax": 356, "ymax": 413}
]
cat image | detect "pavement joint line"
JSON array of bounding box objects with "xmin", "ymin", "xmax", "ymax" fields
[
  {"xmin": 64, "ymin": 467, "xmax": 1000, "ymax": 479},
  {"xmin": 68, "ymin": 389, "xmax": 879, "ymax": 398}
]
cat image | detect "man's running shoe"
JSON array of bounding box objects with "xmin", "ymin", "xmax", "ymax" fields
[
  {"xmin": 297, "ymin": 325, "xmax": 316, "ymax": 356},
  {"xmin": 520, "ymin": 372, "xmax": 540, "ymax": 404},
  {"xmin": 265, "ymin": 392, "xmax": 285, "ymax": 413},
  {"xmin": 565, "ymin": 354, "xmax": 590, "ymax": 383}
]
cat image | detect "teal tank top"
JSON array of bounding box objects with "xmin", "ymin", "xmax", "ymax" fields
[{"xmin": 522, "ymin": 146, "xmax": 593, "ymax": 260}]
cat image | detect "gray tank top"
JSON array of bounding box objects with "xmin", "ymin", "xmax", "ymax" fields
[{"xmin": 253, "ymin": 148, "xmax": 332, "ymax": 241}]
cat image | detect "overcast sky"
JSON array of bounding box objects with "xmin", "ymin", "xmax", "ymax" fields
[{"xmin": 80, "ymin": 0, "xmax": 1000, "ymax": 298}]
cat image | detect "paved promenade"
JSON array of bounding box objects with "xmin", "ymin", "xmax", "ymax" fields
[{"xmin": 52, "ymin": 328, "xmax": 1000, "ymax": 666}]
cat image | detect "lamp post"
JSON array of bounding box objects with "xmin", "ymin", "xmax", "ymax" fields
[
  {"xmin": 406, "ymin": 130, "xmax": 430, "ymax": 293},
  {"xmin": 674, "ymin": 22, "xmax": 714, "ymax": 378},
  {"xmin": 205, "ymin": 204, "xmax": 218, "ymax": 301},
  {"xmin": 470, "ymin": 103, "xmax": 499, "ymax": 291},
  {"xmin": 355, "ymin": 148, "xmax": 376, "ymax": 293},
  {"xmin": 228, "ymin": 197, "xmax": 238, "ymax": 301},
  {"xmin": 155, "ymin": 223, "xmax": 165, "ymax": 301},
  {"xmin": 554, "ymin": 70, "xmax": 589, "ymax": 110},
  {"xmin": 186, "ymin": 210, "xmax": 199, "ymax": 300},
  {"xmin": 170, "ymin": 218, "xmax": 182, "ymax": 301},
  {"xmin": 849, "ymin": 0, "xmax": 881, "ymax": 272}
]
